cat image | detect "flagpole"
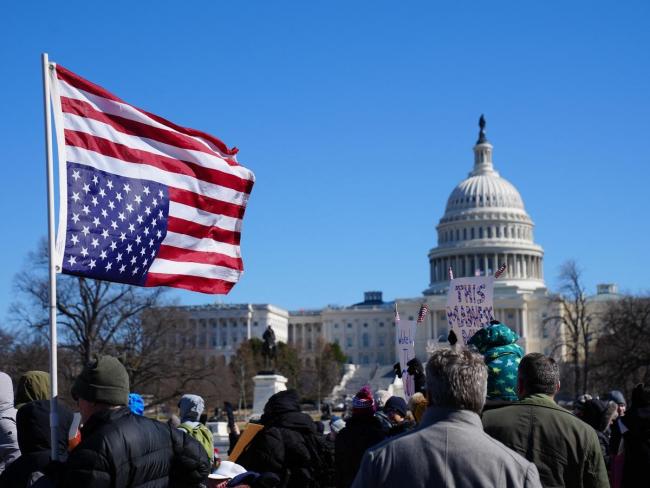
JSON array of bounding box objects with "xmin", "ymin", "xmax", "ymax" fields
[{"xmin": 42, "ymin": 52, "xmax": 59, "ymax": 462}]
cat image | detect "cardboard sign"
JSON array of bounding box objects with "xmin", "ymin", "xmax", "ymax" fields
[
  {"xmin": 395, "ymin": 318, "xmax": 416, "ymax": 398},
  {"xmin": 446, "ymin": 276, "xmax": 495, "ymax": 344},
  {"xmin": 228, "ymin": 423, "xmax": 264, "ymax": 462}
]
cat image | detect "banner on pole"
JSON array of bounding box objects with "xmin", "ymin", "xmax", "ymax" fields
[
  {"xmin": 445, "ymin": 276, "xmax": 495, "ymax": 344},
  {"xmin": 395, "ymin": 315, "xmax": 416, "ymax": 397}
]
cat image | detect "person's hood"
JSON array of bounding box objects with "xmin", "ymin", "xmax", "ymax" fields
[
  {"xmin": 178, "ymin": 394, "xmax": 205, "ymax": 422},
  {"xmin": 15, "ymin": 371, "xmax": 51, "ymax": 408},
  {"xmin": 0, "ymin": 372, "xmax": 16, "ymax": 414},
  {"xmin": 264, "ymin": 410, "xmax": 317, "ymax": 432},
  {"xmin": 261, "ymin": 389, "xmax": 300, "ymax": 424},
  {"xmin": 468, "ymin": 322, "xmax": 520, "ymax": 353},
  {"xmin": 16, "ymin": 399, "xmax": 73, "ymax": 455}
]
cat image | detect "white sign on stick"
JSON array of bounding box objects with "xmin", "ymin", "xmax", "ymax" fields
[
  {"xmin": 445, "ymin": 276, "xmax": 495, "ymax": 344},
  {"xmin": 395, "ymin": 318, "xmax": 416, "ymax": 398}
]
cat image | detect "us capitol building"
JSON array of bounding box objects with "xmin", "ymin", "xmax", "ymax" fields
[{"xmin": 174, "ymin": 117, "xmax": 617, "ymax": 366}]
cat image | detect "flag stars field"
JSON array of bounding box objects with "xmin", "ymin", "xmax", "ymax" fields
[{"xmin": 62, "ymin": 163, "xmax": 169, "ymax": 286}]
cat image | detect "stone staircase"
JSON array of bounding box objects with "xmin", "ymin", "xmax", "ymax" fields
[{"xmin": 327, "ymin": 363, "xmax": 397, "ymax": 403}]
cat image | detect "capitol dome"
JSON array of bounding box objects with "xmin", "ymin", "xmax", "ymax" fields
[{"xmin": 424, "ymin": 116, "xmax": 545, "ymax": 295}]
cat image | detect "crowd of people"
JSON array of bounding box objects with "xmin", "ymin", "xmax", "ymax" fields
[{"xmin": 0, "ymin": 320, "xmax": 648, "ymax": 487}]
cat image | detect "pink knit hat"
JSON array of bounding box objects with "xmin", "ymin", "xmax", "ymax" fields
[{"xmin": 352, "ymin": 386, "xmax": 376, "ymax": 416}]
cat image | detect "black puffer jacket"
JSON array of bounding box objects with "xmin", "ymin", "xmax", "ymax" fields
[
  {"xmin": 622, "ymin": 405, "xmax": 650, "ymax": 487},
  {"xmin": 238, "ymin": 390, "xmax": 326, "ymax": 488},
  {"xmin": 0, "ymin": 400, "xmax": 73, "ymax": 488},
  {"xmin": 58, "ymin": 406, "xmax": 209, "ymax": 488},
  {"xmin": 334, "ymin": 414, "xmax": 386, "ymax": 488}
]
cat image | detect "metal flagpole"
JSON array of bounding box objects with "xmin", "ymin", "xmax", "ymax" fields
[{"xmin": 41, "ymin": 52, "xmax": 59, "ymax": 462}]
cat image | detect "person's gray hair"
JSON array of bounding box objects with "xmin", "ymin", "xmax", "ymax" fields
[
  {"xmin": 518, "ymin": 353, "xmax": 559, "ymax": 395},
  {"xmin": 425, "ymin": 348, "xmax": 487, "ymax": 414}
]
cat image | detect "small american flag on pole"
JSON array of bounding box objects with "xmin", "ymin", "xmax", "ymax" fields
[
  {"xmin": 49, "ymin": 64, "xmax": 255, "ymax": 294},
  {"xmin": 417, "ymin": 304, "xmax": 429, "ymax": 324},
  {"xmin": 494, "ymin": 263, "xmax": 507, "ymax": 278}
]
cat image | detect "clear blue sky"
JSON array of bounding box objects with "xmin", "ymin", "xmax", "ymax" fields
[{"xmin": 1, "ymin": 0, "xmax": 648, "ymax": 320}]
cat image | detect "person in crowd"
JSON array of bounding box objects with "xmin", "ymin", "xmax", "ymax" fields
[
  {"xmin": 574, "ymin": 394, "xmax": 594, "ymax": 420},
  {"xmin": 58, "ymin": 355, "xmax": 210, "ymax": 487},
  {"xmin": 14, "ymin": 371, "xmax": 50, "ymax": 409},
  {"xmin": 335, "ymin": 386, "xmax": 387, "ymax": 488},
  {"xmin": 581, "ymin": 398, "xmax": 618, "ymax": 469},
  {"xmin": 406, "ymin": 357, "xmax": 426, "ymax": 395},
  {"xmin": 619, "ymin": 383, "xmax": 650, "ymax": 487},
  {"xmin": 468, "ymin": 320, "xmax": 522, "ymax": 410},
  {"xmin": 352, "ymin": 348, "xmax": 541, "ymax": 487},
  {"xmin": 224, "ymin": 401, "xmax": 240, "ymax": 456},
  {"xmin": 0, "ymin": 399, "xmax": 73, "ymax": 487},
  {"xmin": 482, "ymin": 353, "xmax": 609, "ymax": 488},
  {"xmin": 374, "ymin": 390, "xmax": 391, "ymax": 410},
  {"xmin": 128, "ymin": 392, "xmax": 145, "ymax": 415},
  {"xmin": 383, "ymin": 396, "xmax": 414, "ymax": 437},
  {"xmin": 407, "ymin": 392, "xmax": 428, "ymax": 425},
  {"xmin": 606, "ymin": 390, "xmax": 627, "ymax": 458},
  {"xmin": 0, "ymin": 372, "xmax": 20, "ymax": 475},
  {"xmin": 237, "ymin": 389, "xmax": 332, "ymax": 488},
  {"xmin": 327, "ymin": 416, "xmax": 346, "ymax": 442},
  {"xmin": 178, "ymin": 394, "xmax": 214, "ymax": 461}
]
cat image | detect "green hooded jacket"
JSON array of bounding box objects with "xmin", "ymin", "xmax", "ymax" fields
[{"xmin": 15, "ymin": 371, "xmax": 50, "ymax": 409}]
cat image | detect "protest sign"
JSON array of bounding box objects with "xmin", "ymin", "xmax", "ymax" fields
[
  {"xmin": 228, "ymin": 423, "xmax": 264, "ymax": 462},
  {"xmin": 395, "ymin": 315, "xmax": 416, "ymax": 398},
  {"xmin": 446, "ymin": 276, "xmax": 495, "ymax": 344}
]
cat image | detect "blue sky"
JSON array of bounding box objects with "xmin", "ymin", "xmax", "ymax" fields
[{"xmin": 1, "ymin": 0, "xmax": 648, "ymax": 319}]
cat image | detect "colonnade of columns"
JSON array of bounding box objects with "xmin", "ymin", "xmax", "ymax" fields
[{"xmin": 430, "ymin": 253, "xmax": 543, "ymax": 282}]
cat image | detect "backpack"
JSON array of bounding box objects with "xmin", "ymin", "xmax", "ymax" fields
[{"xmin": 178, "ymin": 422, "xmax": 214, "ymax": 461}]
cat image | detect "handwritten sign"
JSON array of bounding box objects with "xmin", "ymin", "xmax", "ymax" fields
[
  {"xmin": 395, "ymin": 317, "xmax": 416, "ymax": 398},
  {"xmin": 446, "ymin": 276, "xmax": 495, "ymax": 344}
]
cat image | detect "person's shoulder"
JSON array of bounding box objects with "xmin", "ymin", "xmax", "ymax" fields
[{"xmin": 482, "ymin": 403, "xmax": 521, "ymax": 424}]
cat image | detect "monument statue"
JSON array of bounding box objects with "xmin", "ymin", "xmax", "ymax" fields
[{"xmin": 261, "ymin": 325, "xmax": 277, "ymax": 371}]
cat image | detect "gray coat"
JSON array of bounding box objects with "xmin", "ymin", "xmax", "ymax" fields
[
  {"xmin": 351, "ymin": 407, "xmax": 541, "ymax": 488},
  {"xmin": 0, "ymin": 372, "xmax": 20, "ymax": 475}
]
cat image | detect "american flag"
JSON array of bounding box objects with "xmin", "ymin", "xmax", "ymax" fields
[
  {"xmin": 494, "ymin": 263, "xmax": 507, "ymax": 278},
  {"xmin": 50, "ymin": 64, "xmax": 254, "ymax": 294},
  {"xmin": 416, "ymin": 304, "xmax": 429, "ymax": 324}
]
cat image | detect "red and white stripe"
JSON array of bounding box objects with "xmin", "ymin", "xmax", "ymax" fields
[{"xmin": 51, "ymin": 64, "xmax": 255, "ymax": 294}]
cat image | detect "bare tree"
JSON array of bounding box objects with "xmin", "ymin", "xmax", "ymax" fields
[
  {"xmin": 591, "ymin": 295, "xmax": 650, "ymax": 396},
  {"xmin": 10, "ymin": 241, "xmax": 222, "ymax": 407},
  {"xmin": 12, "ymin": 242, "xmax": 163, "ymax": 365},
  {"xmin": 301, "ymin": 339, "xmax": 346, "ymax": 408},
  {"xmin": 545, "ymin": 260, "xmax": 595, "ymax": 397},
  {"xmin": 229, "ymin": 338, "xmax": 264, "ymax": 410}
]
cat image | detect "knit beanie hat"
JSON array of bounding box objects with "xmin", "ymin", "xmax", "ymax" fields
[
  {"xmin": 71, "ymin": 355, "xmax": 129, "ymax": 406},
  {"xmin": 15, "ymin": 371, "xmax": 51, "ymax": 409},
  {"xmin": 468, "ymin": 322, "xmax": 523, "ymax": 402},
  {"xmin": 179, "ymin": 394, "xmax": 205, "ymax": 421},
  {"xmin": 384, "ymin": 396, "xmax": 407, "ymax": 417},
  {"xmin": 352, "ymin": 386, "xmax": 375, "ymax": 416},
  {"xmin": 128, "ymin": 393, "xmax": 145, "ymax": 415}
]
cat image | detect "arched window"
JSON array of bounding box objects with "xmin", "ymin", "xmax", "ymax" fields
[
  {"xmin": 479, "ymin": 227, "xmax": 484, "ymax": 239},
  {"xmin": 471, "ymin": 228, "xmax": 475, "ymax": 239},
  {"xmin": 463, "ymin": 228, "xmax": 467, "ymax": 240}
]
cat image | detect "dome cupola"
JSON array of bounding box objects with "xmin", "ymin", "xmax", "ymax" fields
[{"xmin": 424, "ymin": 116, "xmax": 545, "ymax": 295}]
